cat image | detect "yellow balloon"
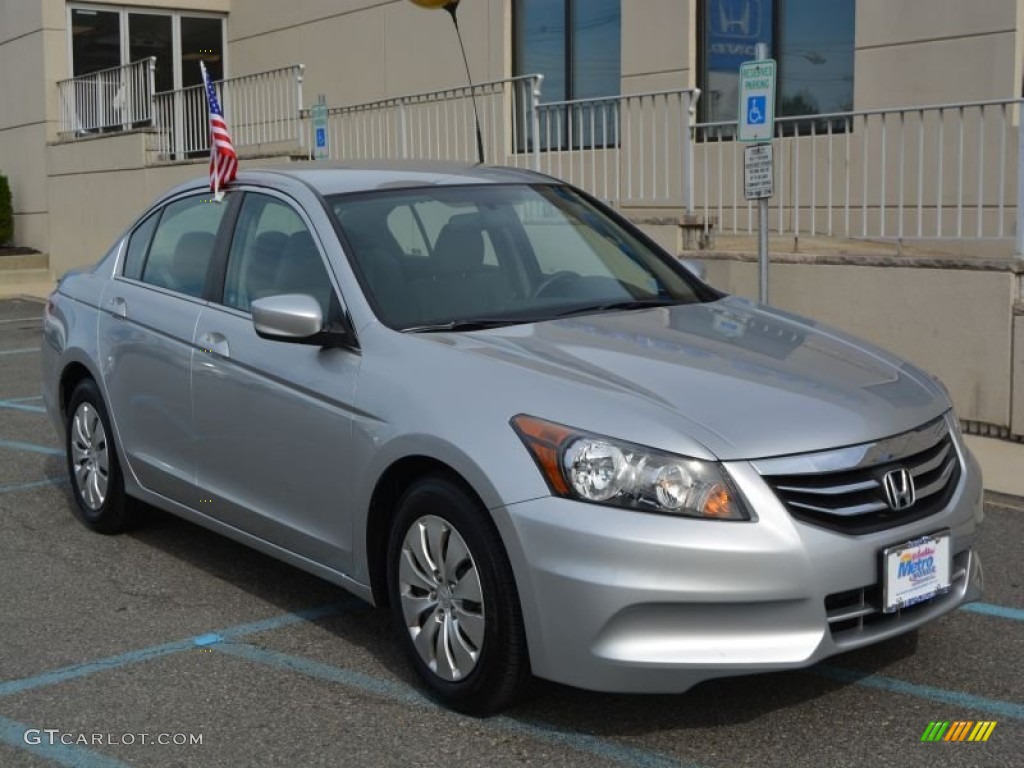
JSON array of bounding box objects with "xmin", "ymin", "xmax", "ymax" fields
[{"xmin": 407, "ymin": 0, "xmax": 457, "ymax": 9}]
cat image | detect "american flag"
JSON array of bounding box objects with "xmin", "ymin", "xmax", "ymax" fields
[{"xmin": 200, "ymin": 61, "xmax": 237, "ymax": 200}]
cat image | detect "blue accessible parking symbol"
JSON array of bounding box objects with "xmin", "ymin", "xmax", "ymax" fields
[{"xmin": 747, "ymin": 95, "xmax": 767, "ymax": 125}]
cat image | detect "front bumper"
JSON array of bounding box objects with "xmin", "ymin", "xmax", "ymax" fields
[{"xmin": 499, "ymin": 444, "xmax": 984, "ymax": 693}]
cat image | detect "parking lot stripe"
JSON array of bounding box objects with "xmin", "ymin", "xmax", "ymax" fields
[
  {"xmin": 961, "ymin": 602, "xmax": 1024, "ymax": 622},
  {"xmin": 0, "ymin": 439, "xmax": 61, "ymax": 456},
  {"xmin": 0, "ymin": 348, "xmax": 40, "ymax": 356},
  {"xmin": 0, "ymin": 602, "xmax": 353, "ymax": 699},
  {"xmin": 0, "ymin": 715, "xmax": 131, "ymax": 768},
  {"xmin": 214, "ymin": 642, "xmax": 695, "ymax": 768},
  {"xmin": 0, "ymin": 477, "xmax": 68, "ymax": 495},
  {"xmin": 0, "ymin": 400, "xmax": 46, "ymax": 413},
  {"xmin": 814, "ymin": 664, "xmax": 1024, "ymax": 719}
]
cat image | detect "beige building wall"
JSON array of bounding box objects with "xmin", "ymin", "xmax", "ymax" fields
[
  {"xmin": 0, "ymin": 0, "xmax": 64, "ymax": 253},
  {"xmin": 227, "ymin": 0, "xmax": 508, "ymax": 110},
  {"xmin": 855, "ymin": 0, "xmax": 1020, "ymax": 108}
]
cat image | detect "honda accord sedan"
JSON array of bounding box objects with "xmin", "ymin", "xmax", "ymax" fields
[{"xmin": 41, "ymin": 163, "xmax": 983, "ymax": 714}]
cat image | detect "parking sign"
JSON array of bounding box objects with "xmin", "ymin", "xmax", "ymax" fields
[{"xmin": 738, "ymin": 59, "xmax": 776, "ymax": 142}]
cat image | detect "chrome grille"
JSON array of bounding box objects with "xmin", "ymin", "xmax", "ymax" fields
[{"xmin": 755, "ymin": 417, "xmax": 961, "ymax": 534}]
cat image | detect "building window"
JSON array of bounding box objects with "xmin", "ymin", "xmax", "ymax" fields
[
  {"xmin": 700, "ymin": 0, "xmax": 855, "ymax": 124},
  {"xmin": 514, "ymin": 0, "xmax": 621, "ymax": 149},
  {"xmin": 70, "ymin": 5, "xmax": 225, "ymax": 93}
]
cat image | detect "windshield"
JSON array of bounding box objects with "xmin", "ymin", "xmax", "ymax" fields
[{"xmin": 327, "ymin": 184, "xmax": 708, "ymax": 331}]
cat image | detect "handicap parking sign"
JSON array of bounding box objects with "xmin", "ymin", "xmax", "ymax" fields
[
  {"xmin": 315, "ymin": 127, "xmax": 326, "ymax": 148},
  {"xmin": 737, "ymin": 58, "xmax": 776, "ymax": 142},
  {"xmin": 747, "ymin": 96, "xmax": 766, "ymax": 125}
]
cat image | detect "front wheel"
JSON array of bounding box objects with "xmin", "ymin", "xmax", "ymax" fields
[
  {"xmin": 65, "ymin": 379, "xmax": 136, "ymax": 534},
  {"xmin": 387, "ymin": 475, "xmax": 530, "ymax": 715}
]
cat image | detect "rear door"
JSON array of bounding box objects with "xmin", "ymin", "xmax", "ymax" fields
[
  {"xmin": 98, "ymin": 192, "xmax": 235, "ymax": 502},
  {"xmin": 191, "ymin": 190, "xmax": 361, "ymax": 572}
]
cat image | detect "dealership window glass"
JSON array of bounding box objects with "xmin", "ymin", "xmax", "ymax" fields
[
  {"xmin": 128, "ymin": 13, "xmax": 173, "ymax": 93},
  {"xmin": 71, "ymin": 8, "xmax": 121, "ymax": 76},
  {"xmin": 142, "ymin": 195, "xmax": 228, "ymax": 298},
  {"xmin": 122, "ymin": 210, "xmax": 161, "ymax": 280},
  {"xmin": 701, "ymin": 0, "xmax": 854, "ymax": 123},
  {"xmin": 223, "ymin": 195, "xmax": 333, "ymax": 316},
  {"xmin": 514, "ymin": 0, "xmax": 620, "ymax": 149},
  {"xmin": 181, "ymin": 16, "xmax": 224, "ymax": 87}
]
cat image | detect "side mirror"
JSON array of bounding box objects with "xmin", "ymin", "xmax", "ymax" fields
[{"xmin": 251, "ymin": 294, "xmax": 347, "ymax": 347}]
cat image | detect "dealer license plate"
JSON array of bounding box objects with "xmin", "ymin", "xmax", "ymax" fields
[{"xmin": 881, "ymin": 531, "xmax": 952, "ymax": 613}]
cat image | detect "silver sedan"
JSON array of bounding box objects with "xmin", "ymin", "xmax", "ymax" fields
[{"xmin": 41, "ymin": 163, "xmax": 983, "ymax": 714}]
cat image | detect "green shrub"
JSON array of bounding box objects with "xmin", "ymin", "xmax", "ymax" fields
[{"xmin": 0, "ymin": 173, "xmax": 12, "ymax": 245}]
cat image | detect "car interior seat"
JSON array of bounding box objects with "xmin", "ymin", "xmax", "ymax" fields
[{"xmin": 171, "ymin": 231, "xmax": 216, "ymax": 297}]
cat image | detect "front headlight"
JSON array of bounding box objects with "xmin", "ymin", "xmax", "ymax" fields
[{"xmin": 511, "ymin": 415, "xmax": 750, "ymax": 520}]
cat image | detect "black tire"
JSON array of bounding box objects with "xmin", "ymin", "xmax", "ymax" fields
[
  {"xmin": 387, "ymin": 475, "xmax": 530, "ymax": 715},
  {"xmin": 65, "ymin": 379, "xmax": 136, "ymax": 534}
]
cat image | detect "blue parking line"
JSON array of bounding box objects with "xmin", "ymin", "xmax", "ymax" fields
[
  {"xmin": 814, "ymin": 664, "xmax": 1024, "ymax": 720},
  {"xmin": 0, "ymin": 401, "xmax": 46, "ymax": 413},
  {"xmin": 0, "ymin": 348, "xmax": 40, "ymax": 356},
  {"xmin": 0, "ymin": 476, "xmax": 68, "ymax": 495},
  {"xmin": 214, "ymin": 642, "xmax": 694, "ymax": 768},
  {"xmin": 961, "ymin": 602, "xmax": 1024, "ymax": 622},
  {"xmin": 0, "ymin": 716, "xmax": 130, "ymax": 768},
  {"xmin": 0, "ymin": 439, "xmax": 62, "ymax": 456},
  {"xmin": 0, "ymin": 601, "xmax": 353, "ymax": 699}
]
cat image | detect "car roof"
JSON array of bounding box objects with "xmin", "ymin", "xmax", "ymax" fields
[{"xmin": 159, "ymin": 160, "xmax": 561, "ymax": 201}]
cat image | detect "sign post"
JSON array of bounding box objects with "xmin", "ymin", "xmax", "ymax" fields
[
  {"xmin": 738, "ymin": 45, "xmax": 776, "ymax": 304},
  {"xmin": 312, "ymin": 94, "xmax": 329, "ymax": 160}
]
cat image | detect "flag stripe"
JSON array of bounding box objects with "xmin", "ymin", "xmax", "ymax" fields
[{"xmin": 201, "ymin": 60, "xmax": 237, "ymax": 195}]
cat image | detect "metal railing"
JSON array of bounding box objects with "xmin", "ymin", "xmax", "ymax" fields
[
  {"xmin": 57, "ymin": 58, "xmax": 156, "ymax": 137},
  {"xmin": 693, "ymin": 98, "xmax": 1022, "ymax": 243},
  {"xmin": 533, "ymin": 89, "xmax": 700, "ymax": 208},
  {"xmin": 152, "ymin": 65, "xmax": 305, "ymax": 161},
  {"xmin": 303, "ymin": 75, "xmax": 543, "ymax": 170}
]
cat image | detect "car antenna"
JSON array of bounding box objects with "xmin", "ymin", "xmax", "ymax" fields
[{"xmin": 443, "ymin": 2, "xmax": 485, "ymax": 165}]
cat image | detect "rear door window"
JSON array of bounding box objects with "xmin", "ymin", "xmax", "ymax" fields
[{"xmin": 141, "ymin": 195, "xmax": 229, "ymax": 298}]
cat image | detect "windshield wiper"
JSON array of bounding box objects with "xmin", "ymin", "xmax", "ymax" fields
[
  {"xmin": 402, "ymin": 317, "xmax": 537, "ymax": 333},
  {"xmin": 553, "ymin": 298, "xmax": 683, "ymax": 317}
]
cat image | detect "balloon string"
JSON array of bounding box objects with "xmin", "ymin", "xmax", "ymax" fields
[{"xmin": 447, "ymin": 4, "xmax": 485, "ymax": 164}]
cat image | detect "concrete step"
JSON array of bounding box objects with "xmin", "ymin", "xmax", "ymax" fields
[{"xmin": 0, "ymin": 252, "xmax": 48, "ymax": 270}]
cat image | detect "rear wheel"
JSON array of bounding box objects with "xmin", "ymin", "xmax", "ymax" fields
[
  {"xmin": 65, "ymin": 379, "xmax": 136, "ymax": 534},
  {"xmin": 387, "ymin": 475, "xmax": 530, "ymax": 714}
]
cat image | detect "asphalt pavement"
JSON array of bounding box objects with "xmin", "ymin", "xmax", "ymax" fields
[{"xmin": 0, "ymin": 296, "xmax": 1021, "ymax": 767}]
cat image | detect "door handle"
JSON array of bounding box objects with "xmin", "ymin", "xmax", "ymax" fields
[
  {"xmin": 197, "ymin": 331, "xmax": 230, "ymax": 358},
  {"xmin": 105, "ymin": 296, "xmax": 127, "ymax": 319}
]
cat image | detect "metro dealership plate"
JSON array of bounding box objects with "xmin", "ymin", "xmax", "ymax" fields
[{"xmin": 882, "ymin": 530, "xmax": 952, "ymax": 613}]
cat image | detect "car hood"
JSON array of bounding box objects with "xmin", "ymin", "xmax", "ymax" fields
[{"xmin": 444, "ymin": 297, "xmax": 949, "ymax": 460}]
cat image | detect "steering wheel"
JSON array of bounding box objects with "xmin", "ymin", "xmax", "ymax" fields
[{"xmin": 532, "ymin": 271, "xmax": 579, "ymax": 299}]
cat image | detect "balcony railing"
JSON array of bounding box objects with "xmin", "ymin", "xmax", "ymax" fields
[
  {"xmin": 302, "ymin": 75, "xmax": 543, "ymax": 170},
  {"xmin": 152, "ymin": 65, "xmax": 305, "ymax": 161},
  {"xmin": 533, "ymin": 89, "xmax": 701, "ymax": 208},
  {"xmin": 693, "ymin": 98, "xmax": 1023, "ymax": 244},
  {"xmin": 57, "ymin": 58, "xmax": 156, "ymax": 137}
]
